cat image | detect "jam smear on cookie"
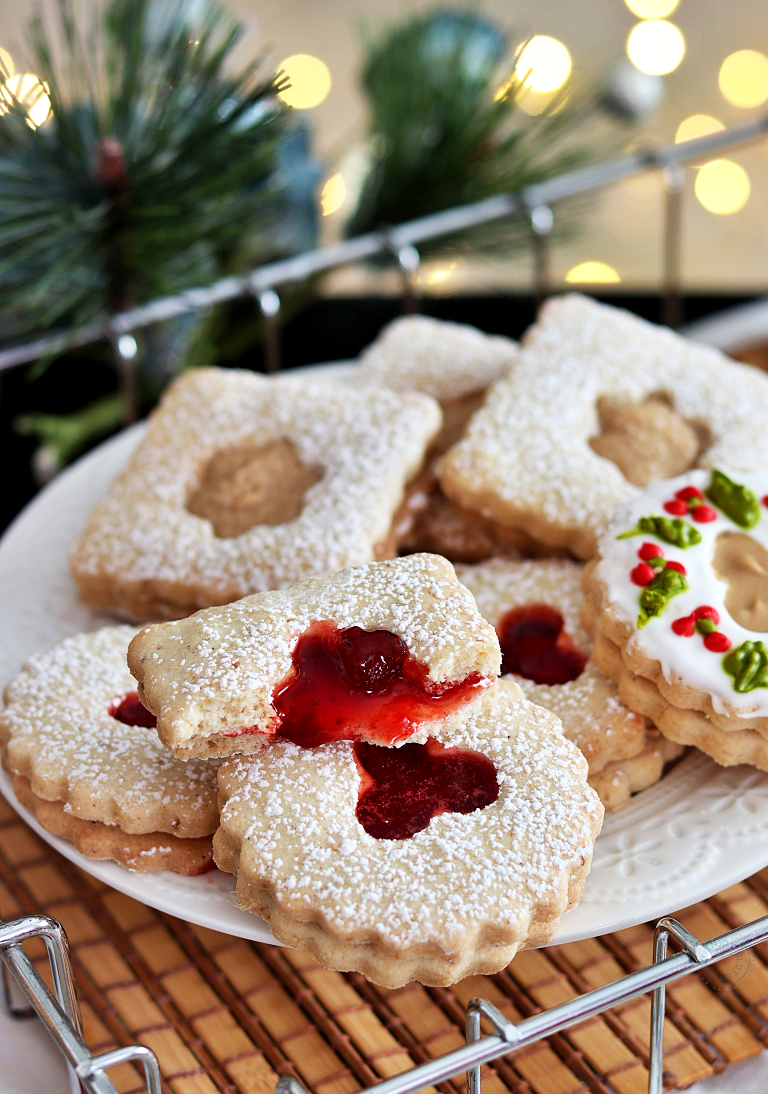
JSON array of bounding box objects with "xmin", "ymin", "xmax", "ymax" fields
[
  {"xmin": 273, "ymin": 622, "xmax": 487, "ymax": 748},
  {"xmin": 109, "ymin": 692, "xmax": 157, "ymax": 728},
  {"xmin": 354, "ymin": 738, "xmax": 499, "ymax": 840},
  {"xmin": 497, "ymin": 605, "xmax": 587, "ymax": 685}
]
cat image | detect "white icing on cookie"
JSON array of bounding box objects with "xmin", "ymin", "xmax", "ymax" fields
[{"xmin": 595, "ymin": 469, "xmax": 768, "ymax": 719}]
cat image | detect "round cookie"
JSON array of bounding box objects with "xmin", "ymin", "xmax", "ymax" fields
[
  {"xmin": 584, "ymin": 468, "xmax": 768, "ymax": 769},
  {"xmin": 214, "ymin": 680, "xmax": 603, "ymax": 988},
  {"xmin": 1, "ymin": 626, "xmax": 219, "ymax": 873},
  {"xmin": 440, "ymin": 294, "xmax": 768, "ymax": 559},
  {"xmin": 456, "ymin": 558, "xmax": 681, "ymax": 810}
]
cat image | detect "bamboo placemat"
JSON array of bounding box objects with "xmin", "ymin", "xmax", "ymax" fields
[{"xmin": 2, "ymin": 794, "xmax": 768, "ymax": 1094}]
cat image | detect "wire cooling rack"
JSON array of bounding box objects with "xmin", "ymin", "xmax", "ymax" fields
[{"xmin": 4, "ymin": 903, "xmax": 768, "ymax": 1094}]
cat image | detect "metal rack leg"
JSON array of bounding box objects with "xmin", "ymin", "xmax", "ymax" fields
[
  {"xmin": 528, "ymin": 203, "xmax": 553, "ymax": 307},
  {"xmin": 648, "ymin": 917, "xmax": 709, "ymax": 1093},
  {"xmin": 466, "ymin": 998, "xmax": 520, "ymax": 1094},
  {"xmin": 2, "ymin": 960, "xmax": 35, "ymax": 1018}
]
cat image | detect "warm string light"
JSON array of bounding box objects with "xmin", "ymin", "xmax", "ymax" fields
[
  {"xmin": 320, "ymin": 172, "xmax": 346, "ymax": 216},
  {"xmin": 0, "ymin": 67, "xmax": 52, "ymax": 128},
  {"xmin": 277, "ymin": 54, "xmax": 331, "ymax": 110},
  {"xmin": 624, "ymin": 0, "xmax": 678, "ymax": 15},
  {"xmin": 565, "ymin": 261, "xmax": 621, "ymax": 284},
  {"xmin": 675, "ymin": 114, "xmax": 724, "ymax": 144},
  {"xmin": 719, "ymin": 50, "xmax": 768, "ymax": 108},
  {"xmin": 694, "ymin": 159, "xmax": 750, "ymax": 215},
  {"xmin": 626, "ymin": 19, "xmax": 685, "ymax": 76}
]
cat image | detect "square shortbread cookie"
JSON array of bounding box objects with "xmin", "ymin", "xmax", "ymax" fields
[{"xmin": 71, "ymin": 368, "xmax": 442, "ymax": 620}]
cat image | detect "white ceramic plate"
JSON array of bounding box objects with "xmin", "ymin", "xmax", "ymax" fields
[{"xmin": 2, "ymin": 362, "xmax": 768, "ymax": 946}]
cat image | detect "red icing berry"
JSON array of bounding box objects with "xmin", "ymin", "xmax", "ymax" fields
[
  {"xmin": 639, "ymin": 542, "xmax": 665, "ymax": 561},
  {"xmin": 672, "ymin": 615, "xmax": 695, "ymax": 637},
  {"xmin": 664, "ymin": 499, "xmax": 688, "ymax": 516},
  {"xmin": 272, "ymin": 623, "xmax": 488, "ymax": 749},
  {"xmin": 665, "ymin": 560, "xmax": 687, "ymax": 575},
  {"xmin": 704, "ymin": 632, "xmax": 732, "ymax": 653},
  {"xmin": 631, "ymin": 563, "xmax": 656, "ymax": 587},
  {"xmin": 693, "ymin": 605, "xmax": 720, "ymax": 624},
  {"xmin": 676, "ymin": 486, "xmax": 703, "ymax": 502},
  {"xmin": 691, "ymin": 505, "xmax": 717, "ymax": 523},
  {"xmin": 354, "ymin": 738, "xmax": 499, "ymax": 840},
  {"xmin": 762, "ymin": 495, "xmax": 768, "ymax": 509},
  {"xmin": 109, "ymin": 692, "xmax": 156, "ymax": 728},
  {"xmin": 497, "ymin": 604, "xmax": 587, "ymax": 685}
]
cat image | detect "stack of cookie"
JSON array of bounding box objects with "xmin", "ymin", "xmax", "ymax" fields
[{"xmin": 5, "ymin": 291, "xmax": 768, "ymax": 987}]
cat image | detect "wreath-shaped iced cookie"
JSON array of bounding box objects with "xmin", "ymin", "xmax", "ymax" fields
[
  {"xmin": 214, "ymin": 680, "xmax": 603, "ymax": 988},
  {"xmin": 456, "ymin": 559, "xmax": 681, "ymax": 810},
  {"xmin": 71, "ymin": 368, "xmax": 441, "ymax": 620},
  {"xmin": 1, "ymin": 627, "xmax": 219, "ymax": 873},
  {"xmin": 440, "ymin": 294, "xmax": 768, "ymax": 559},
  {"xmin": 584, "ymin": 469, "xmax": 768, "ymax": 769}
]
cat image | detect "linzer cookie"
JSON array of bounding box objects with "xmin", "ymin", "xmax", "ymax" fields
[
  {"xmin": 355, "ymin": 314, "xmax": 518, "ymax": 452},
  {"xmin": 71, "ymin": 368, "xmax": 441, "ymax": 620},
  {"xmin": 583, "ymin": 469, "xmax": 768, "ymax": 770},
  {"xmin": 456, "ymin": 558, "xmax": 681, "ymax": 809},
  {"xmin": 440, "ymin": 294, "xmax": 768, "ymax": 559},
  {"xmin": 0, "ymin": 627, "xmax": 218, "ymax": 874},
  {"xmin": 128, "ymin": 554, "xmax": 501, "ymax": 760},
  {"xmin": 214, "ymin": 680, "xmax": 603, "ymax": 988}
]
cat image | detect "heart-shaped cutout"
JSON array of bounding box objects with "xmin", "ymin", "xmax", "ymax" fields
[
  {"xmin": 109, "ymin": 691, "xmax": 156, "ymax": 728},
  {"xmin": 354, "ymin": 739, "xmax": 498, "ymax": 840},
  {"xmin": 589, "ymin": 395, "xmax": 700, "ymax": 487},
  {"xmin": 498, "ymin": 604, "xmax": 587, "ymax": 685},
  {"xmin": 713, "ymin": 532, "xmax": 768, "ymax": 632}
]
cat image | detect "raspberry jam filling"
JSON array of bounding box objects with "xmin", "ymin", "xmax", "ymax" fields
[
  {"xmin": 109, "ymin": 692, "xmax": 156, "ymax": 728},
  {"xmin": 498, "ymin": 604, "xmax": 587, "ymax": 685},
  {"xmin": 272, "ymin": 621, "xmax": 488, "ymax": 748},
  {"xmin": 354, "ymin": 738, "xmax": 499, "ymax": 840}
]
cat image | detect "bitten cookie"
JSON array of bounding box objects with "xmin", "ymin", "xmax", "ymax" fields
[
  {"xmin": 128, "ymin": 554, "xmax": 501, "ymax": 760},
  {"xmin": 583, "ymin": 468, "xmax": 768, "ymax": 770},
  {"xmin": 71, "ymin": 368, "xmax": 441, "ymax": 620},
  {"xmin": 0, "ymin": 627, "xmax": 219, "ymax": 874},
  {"xmin": 440, "ymin": 294, "xmax": 768, "ymax": 559},
  {"xmin": 456, "ymin": 558, "xmax": 681, "ymax": 809},
  {"xmin": 214, "ymin": 680, "xmax": 603, "ymax": 988}
]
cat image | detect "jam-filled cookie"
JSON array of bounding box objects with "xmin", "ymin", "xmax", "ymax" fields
[
  {"xmin": 214, "ymin": 680, "xmax": 603, "ymax": 988},
  {"xmin": 128, "ymin": 554, "xmax": 501, "ymax": 760},
  {"xmin": 583, "ymin": 469, "xmax": 768, "ymax": 769},
  {"xmin": 71, "ymin": 368, "xmax": 441, "ymax": 621},
  {"xmin": 456, "ymin": 558, "xmax": 681, "ymax": 809},
  {"xmin": 0, "ymin": 627, "xmax": 218, "ymax": 874},
  {"xmin": 440, "ymin": 294, "xmax": 768, "ymax": 560}
]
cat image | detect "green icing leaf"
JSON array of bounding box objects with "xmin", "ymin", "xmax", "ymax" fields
[
  {"xmin": 618, "ymin": 514, "xmax": 702, "ymax": 549},
  {"xmin": 695, "ymin": 618, "xmax": 716, "ymax": 636},
  {"xmin": 723, "ymin": 641, "xmax": 768, "ymax": 693},
  {"xmin": 706, "ymin": 470, "xmax": 760, "ymax": 529},
  {"xmin": 638, "ymin": 568, "xmax": 688, "ymax": 629}
]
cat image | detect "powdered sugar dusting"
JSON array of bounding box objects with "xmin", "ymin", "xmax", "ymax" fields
[
  {"xmin": 1, "ymin": 626, "xmax": 219, "ymax": 837},
  {"xmin": 354, "ymin": 315, "xmax": 518, "ymax": 401},
  {"xmin": 457, "ymin": 559, "xmax": 647, "ymax": 772},
  {"xmin": 130, "ymin": 554, "xmax": 501, "ymax": 746},
  {"xmin": 217, "ymin": 680, "xmax": 602, "ymax": 951},
  {"xmin": 71, "ymin": 369, "xmax": 441, "ymax": 608},
  {"xmin": 441, "ymin": 294, "xmax": 768, "ymax": 554}
]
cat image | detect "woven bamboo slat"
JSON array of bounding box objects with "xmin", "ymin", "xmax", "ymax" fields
[{"xmin": 1, "ymin": 793, "xmax": 767, "ymax": 1094}]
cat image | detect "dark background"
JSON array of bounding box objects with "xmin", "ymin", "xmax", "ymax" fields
[{"xmin": 0, "ymin": 291, "xmax": 757, "ymax": 534}]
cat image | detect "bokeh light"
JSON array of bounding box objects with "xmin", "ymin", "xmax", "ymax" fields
[
  {"xmin": 320, "ymin": 172, "xmax": 347, "ymax": 216},
  {"xmin": 277, "ymin": 54, "xmax": 331, "ymax": 110},
  {"xmin": 1, "ymin": 73, "xmax": 51, "ymax": 127},
  {"xmin": 718, "ymin": 50, "xmax": 768, "ymax": 108},
  {"xmin": 514, "ymin": 36, "xmax": 572, "ymax": 93},
  {"xmin": 694, "ymin": 159, "xmax": 750, "ymax": 215},
  {"xmin": 627, "ymin": 20, "xmax": 685, "ymax": 76},
  {"xmin": 565, "ymin": 261, "xmax": 621, "ymax": 284},
  {"xmin": 675, "ymin": 114, "xmax": 724, "ymax": 144},
  {"xmin": 0, "ymin": 47, "xmax": 13, "ymax": 80},
  {"xmin": 624, "ymin": 0, "xmax": 678, "ymax": 16}
]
